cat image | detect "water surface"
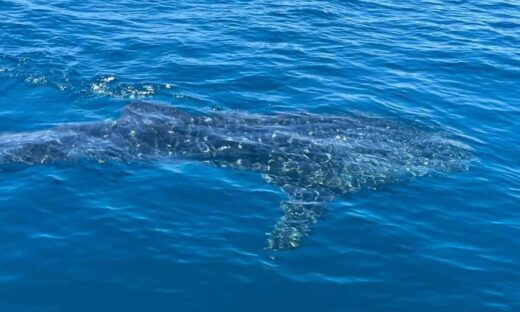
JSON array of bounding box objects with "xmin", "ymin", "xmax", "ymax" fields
[{"xmin": 0, "ymin": 0, "xmax": 519, "ymax": 311}]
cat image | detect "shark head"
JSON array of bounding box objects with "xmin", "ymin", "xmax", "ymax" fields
[{"xmin": 412, "ymin": 134, "xmax": 474, "ymax": 174}]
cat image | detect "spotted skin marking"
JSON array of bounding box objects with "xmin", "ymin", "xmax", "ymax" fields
[{"xmin": 0, "ymin": 102, "xmax": 472, "ymax": 250}]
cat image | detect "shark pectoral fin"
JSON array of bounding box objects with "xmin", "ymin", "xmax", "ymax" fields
[
  {"xmin": 266, "ymin": 200, "xmax": 327, "ymax": 250},
  {"xmin": 261, "ymin": 177, "xmax": 335, "ymax": 250}
]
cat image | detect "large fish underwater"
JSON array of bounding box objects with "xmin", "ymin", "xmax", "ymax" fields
[{"xmin": 0, "ymin": 102, "xmax": 472, "ymax": 250}]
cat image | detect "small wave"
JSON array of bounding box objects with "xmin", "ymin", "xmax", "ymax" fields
[
  {"xmin": 24, "ymin": 74, "xmax": 48, "ymax": 86},
  {"xmin": 85, "ymin": 75, "xmax": 163, "ymax": 98},
  {"xmin": 0, "ymin": 57, "xmax": 177, "ymax": 100}
]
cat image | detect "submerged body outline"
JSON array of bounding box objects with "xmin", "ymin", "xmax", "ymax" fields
[{"xmin": 0, "ymin": 102, "xmax": 472, "ymax": 249}]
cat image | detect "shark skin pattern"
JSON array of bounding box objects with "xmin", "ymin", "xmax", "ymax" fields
[{"xmin": 0, "ymin": 102, "xmax": 472, "ymax": 250}]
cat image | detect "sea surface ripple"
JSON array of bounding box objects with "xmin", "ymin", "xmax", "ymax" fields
[{"xmin": 0, "ymin": 0, "xmax": 519, "ymax": 311}]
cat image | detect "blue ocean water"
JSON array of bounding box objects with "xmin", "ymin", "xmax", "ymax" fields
[{"xmin": 0, "ymin": 0, "xmax": 519, "ymax": 311}]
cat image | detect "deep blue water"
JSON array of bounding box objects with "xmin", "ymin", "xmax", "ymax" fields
[{"xmin": 0, "ymin": 0, "xmax": 519, "ymax": 311}]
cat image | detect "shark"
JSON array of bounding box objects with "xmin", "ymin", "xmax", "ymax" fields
[{"xmin": 0, "ymin": 101, "xmax": 472, "ymax": 250}]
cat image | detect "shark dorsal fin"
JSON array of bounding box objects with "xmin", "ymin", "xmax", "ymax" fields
[{"xmin": 121, "ymin": 101, "xmax": 188, "ymax": 120}]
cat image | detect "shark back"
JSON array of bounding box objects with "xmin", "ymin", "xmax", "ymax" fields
[{"xmin": 0, "ymin": 102, "xmax": 472, "ymax": 250}]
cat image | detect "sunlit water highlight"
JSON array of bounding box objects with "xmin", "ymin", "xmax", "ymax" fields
[{"xmin": 0, "ymin": 0, "xmax": 519, "ymax": 311}]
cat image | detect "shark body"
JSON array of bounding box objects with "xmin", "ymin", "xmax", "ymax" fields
[{"xmin": 0, "ymin": 102, "xmax": 471, "ymax": 249}]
